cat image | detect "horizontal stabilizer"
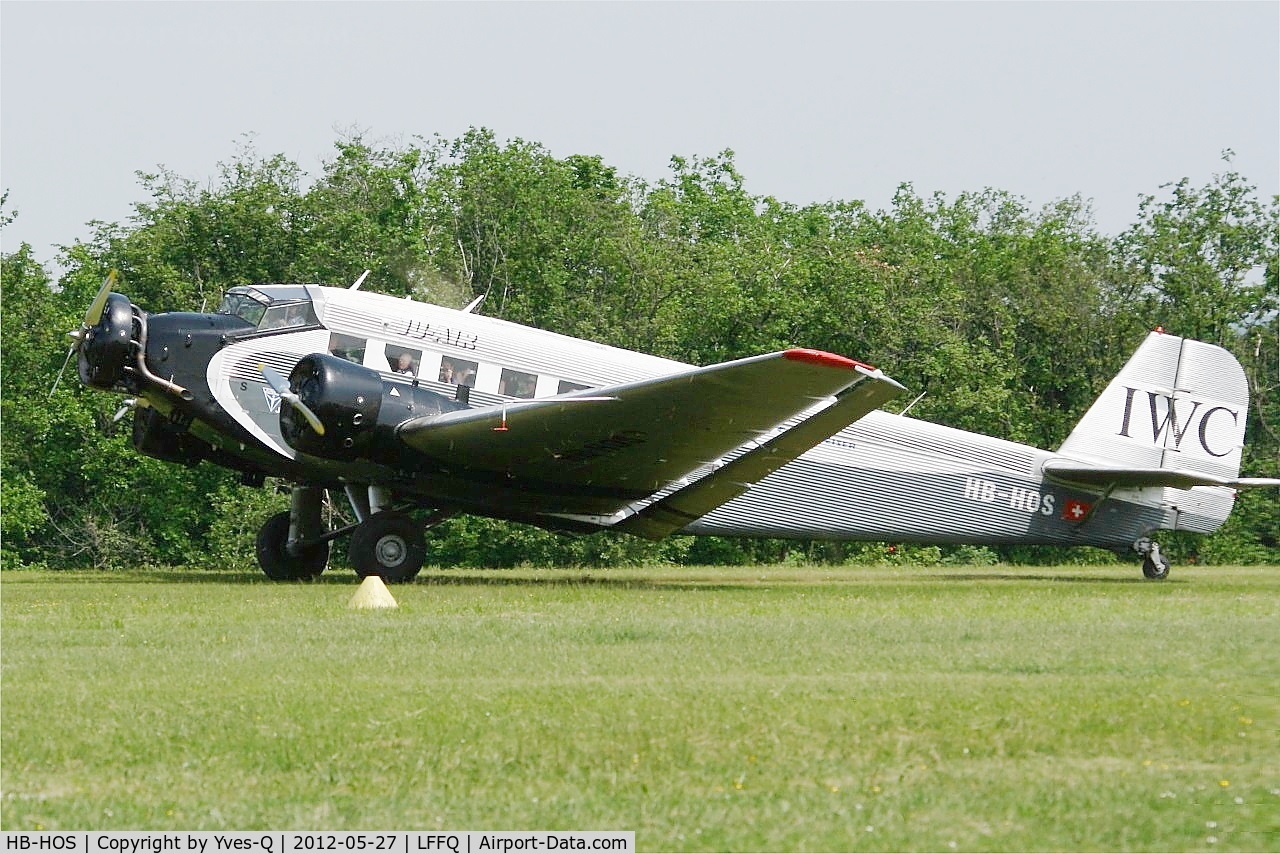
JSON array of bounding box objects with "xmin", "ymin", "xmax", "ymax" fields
[
  {"xmin": 1042, "ymin": 459, "xmax": 1280, "ymax": 491},
  {"xmin": 617, "ymin": 369, "xmax": 905, "ymax": 537}
]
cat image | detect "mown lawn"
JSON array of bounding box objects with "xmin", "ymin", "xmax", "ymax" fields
[{"xmin": 2, "ymin": 565, "xmax": 1277, "ymax": 851}]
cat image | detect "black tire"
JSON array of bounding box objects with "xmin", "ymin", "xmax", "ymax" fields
[
  {"xmin": 348, "ymin": 512, "xmax": 426, "ymax": 583},
  {"xmin": 1142, "ymin": 555, "xmax": 1170, "ymax": 580},
  {"xmin": 255, "ymin": 510, "xmax": 329, "ymax": 581}
]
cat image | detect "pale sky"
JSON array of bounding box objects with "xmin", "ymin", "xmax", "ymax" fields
[{"xmin": 2, "ymin": 1, "xmax": 1277, "ymax": 270}]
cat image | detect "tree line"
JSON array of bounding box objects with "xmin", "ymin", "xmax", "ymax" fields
[{"xmin": 2, "ymin": 129, "xmax": 1276, "ymax": 569}]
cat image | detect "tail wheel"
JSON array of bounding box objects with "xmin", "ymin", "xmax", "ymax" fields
[
  {"xmin": 1142, "ymin": 553, "xmax": 1171, "ymax": 580},
  {"xmin": 1134, "ymin": 538, "xmax": 1171, "ymax": 581},
  {"xmin": 348, "ymin": 511, "xmax": 426, "ymax": 583},
  {"xmin": 1136, "ymin": 540, "xmax": 1172, "ymax": 581},
  {"xmin": 255, "ymin": 510, "xmax": 329, "ymax": 581}
]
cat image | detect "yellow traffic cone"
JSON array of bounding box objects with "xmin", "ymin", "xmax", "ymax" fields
[{"xmin": 348, "ymin": 574, "xmax": 398, "ymax": 610}]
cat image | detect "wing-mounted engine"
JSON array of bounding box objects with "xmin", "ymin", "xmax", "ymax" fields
[{"xmin": 280, "ymin": 352, "xmax": 468, "ymax": 464}]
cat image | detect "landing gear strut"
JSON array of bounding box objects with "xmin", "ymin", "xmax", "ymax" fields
[
  {"xmin": 255, "ymin": 485, "xmax": 329, "ymax": 580},
  {"xmin": 1134, "ymin": 538, "xmax": 1171, "ymax": 580},
  {"xmin": 253, "ymin": 484, "xmax": 447, "ymax": 583}
]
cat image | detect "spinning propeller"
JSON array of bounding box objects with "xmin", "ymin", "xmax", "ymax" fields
[
  {"xmin": 51, "ymin": 271, "xmax": 121, "ymax": 397},
  {"xmin": 260, "ymin": 363, "xmax": 326, "ymax": 436}
]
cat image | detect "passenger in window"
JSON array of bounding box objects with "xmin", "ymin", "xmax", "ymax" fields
[
  {"xmin": 500, "ymin": 369, "xmax": 537, "ymax": 399},
  {"xmin": 284, "ymin": 304, "xmax": 308, "ymax": 327},
  {"xmin": 394, "ymin": 352, "xmax": 415, "ymax": 375},
  {"xmin": 440, "ymin": 357, "xmax": 477, "ymax": 387}
]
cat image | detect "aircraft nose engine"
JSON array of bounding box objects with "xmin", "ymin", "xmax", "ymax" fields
[{"xmin": 76, "ymin": 291, "xmax": 137, "ymax": 390}]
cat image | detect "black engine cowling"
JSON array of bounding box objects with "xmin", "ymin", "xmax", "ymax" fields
[
  {"xmin": 281, "ymin": 352, "xmax": 468, "ymax": 464},
  {"xmin": 77, "ymin": 292, "xmax": 136, "ymax": 390}
]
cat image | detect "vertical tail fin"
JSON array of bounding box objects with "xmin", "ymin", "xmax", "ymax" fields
[
  {"xmin": 1057, "ymin": 331, "xmax": 1250, "ymax": 480},
  {"xmin": 1046, "ymin": 331, "xmax": 1277, "ymax": 533}
]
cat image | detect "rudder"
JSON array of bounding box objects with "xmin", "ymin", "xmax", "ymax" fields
[{"xmin": 1057, "ymin": 331, "xmax": 1249, "ymax": 481}]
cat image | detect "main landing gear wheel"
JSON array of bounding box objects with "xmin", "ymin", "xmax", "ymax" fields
[
  {"xmin": 255, "ymin": 510, "xmax": 330, "ymax": 581},
  {"xmin": 348, "ymin": 511, "xmax": 426, "ymax": 584}
]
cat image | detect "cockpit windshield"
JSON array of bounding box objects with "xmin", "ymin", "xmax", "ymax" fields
[
  {"xmin": 217, "ymin": 286, "xmax": 319, "ymax": 332},
  {"xmin": 218, "ymin": 291, "xmax": 268, "ymax": 326}
]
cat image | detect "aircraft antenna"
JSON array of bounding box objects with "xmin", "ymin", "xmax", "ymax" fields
[
  {"xmin": 461, "ymin": 293, "xmax": 486, "ymax": 314},
  {"xmin": 350, "ymin": 270, "xmax": 371, "ymax": 291},
  {"xmin": 898, "ymin": 391, "xmax": 927, "ymax": 417}
]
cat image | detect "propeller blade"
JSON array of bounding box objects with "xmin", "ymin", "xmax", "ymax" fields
[
  {"xmin": 48, "ymin": 345, "xmax": 76, "ymax": 399},
  {"xmin": 260, "ymin": 364, "xmax": 326, "ymax": 436},
  {"xmin": 112, "ymin": 398, "xmax": 138, "ymax": 423},
  {"xmin": 260, "ymin": 364, "xmax": 292, "ymax": 396},
  {"xmin": 84, "ymin": 270, "xmax": 119, "ymax": 327},
  {"xmin": 286, "ymin": 394, "xmax": 328, "ymax": 437}
]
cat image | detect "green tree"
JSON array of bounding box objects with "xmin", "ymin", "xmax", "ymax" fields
[
  {"xmin": 296, "ymin": 137, "xmax": 451, "ymax": 298},
  {"xmin": 1116, "ymin": 155, "xmax": 1277, "ymax": 344},
  {"xmin": 5, "ymin": 134, "xmax": 1275, "ymax": 570},
  {"xmin": 1, "ymin": 244, "xmax": 64, "ymax": 565},
  {"xmin": 91, "ymin": 145, "xmax": 307, "ymax": 312}
]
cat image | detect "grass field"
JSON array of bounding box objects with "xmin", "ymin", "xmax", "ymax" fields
[{"xmin": 2, "ymin": 565, "xmax": 1278, "ymax": 851}]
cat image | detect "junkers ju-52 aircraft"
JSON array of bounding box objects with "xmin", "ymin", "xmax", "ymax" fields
[{"xmin": 70, "ymin": 272, "xmax": 1278, "ymax": 582}]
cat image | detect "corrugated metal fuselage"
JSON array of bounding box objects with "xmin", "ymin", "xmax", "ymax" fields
[
  {"xmin": 199, "ymin": 286, "xmax": 1208, "ymax": 550},
  {"xmin": 684, "ymin": 411, "xmax": 1175, "ymax": 548}
]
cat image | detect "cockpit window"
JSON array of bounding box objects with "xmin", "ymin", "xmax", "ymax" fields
[
  {"xmin": 260, "ymin": 302, "xmax": 318, "ymax": 330},
  {"xmin": 217, "ymin": 287, "xmax": 318, "ymax": 332},
  {"xmin": 217, "ymin": 291, "xmax": 267, "ymax": 327}
]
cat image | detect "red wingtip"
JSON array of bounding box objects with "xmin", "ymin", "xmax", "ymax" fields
[{"xmin": 783, "ymin": 348, "xmax": 874, "ymax": 371}]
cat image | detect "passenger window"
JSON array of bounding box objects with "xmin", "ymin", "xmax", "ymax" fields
[
  {"xmin": 558, "ymin": 380, "xmax": 590, "ymax": 394},
  {"xmin": 328, "ymin": 333, "xmax": 366, "ymax": 364},
  {"xmin": 439, "ymin": 356, "xmax": 478, "ymax": 387},
  {"xmin": 500, "ymin": 368, "xmax": 538, "ymax": 399},
  {"xmin": 385, "ymin": 345, "xmax": 422, "ymax": 377}
]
